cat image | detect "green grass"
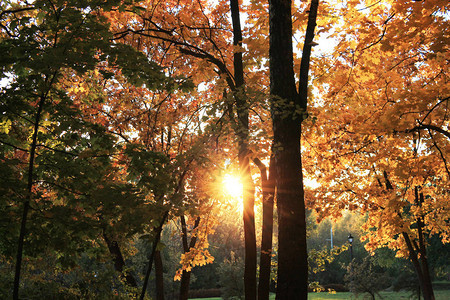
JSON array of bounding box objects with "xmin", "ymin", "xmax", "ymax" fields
[
  {"xmin": 189, "ymin": 289, "xmax": 450, "ymax": 300},
  {"xmin": 308, "ymin": 290, "xmax": 450, "ymax": 299}
]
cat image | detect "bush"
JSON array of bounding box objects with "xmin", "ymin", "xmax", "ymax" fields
[
  {"xmin": 218, "ymin": 252, "xmax": 244, "ymax": 300},
  {"xmin": 322, "ymin": 283, "xmax": 349, "ymax": 292},
  {"xmin": 344, "ymin": 256, "xmax": 391, "ymax": 300},
  {"xmin": 392, "ymin": 270, "xmax": 421, "ymax": 299}
]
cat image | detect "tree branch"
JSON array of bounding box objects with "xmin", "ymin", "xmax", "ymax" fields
[
  {"xmin": 405, "ymin": 123, "xmax": 450, "ymax": 140},
  {"xmin": 361, "ymin": 12, "xmax": 395, "ymax": 51},
  {"xmin": 297, "ymin": 0, "xmax": 319, "ymax": 111},
  {"xmin": 0, "ymin": 139, "xmax": 29, "ymax": 152},
  {"xmin": 427, "ymin": 128, "xmax": 450, "ymax": 177},
  {"xmin": 0, "ymin": 6, "xmax": 36, "ymax": 19}
]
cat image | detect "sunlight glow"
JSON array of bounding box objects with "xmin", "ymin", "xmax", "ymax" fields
[{"xmin": 222, "ymin": 174, "xmax": 243, "ymax": 200}]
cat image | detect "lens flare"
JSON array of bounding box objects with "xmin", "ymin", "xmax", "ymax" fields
[{"xmin": 222, "ymin": 173, "xmax": 243, "ymax": 200}]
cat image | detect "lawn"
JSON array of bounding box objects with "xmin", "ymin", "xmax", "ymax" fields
[
  {"xmin": 189, "ymin": 289, "xmax": 450, "ymax": 299},
  {"xmin": 308, "ymin": 290, "xmax": 450, "ymax": 299}
]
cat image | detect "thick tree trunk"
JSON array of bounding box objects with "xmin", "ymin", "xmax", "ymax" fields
[
  {"xmin": 269, "ymin": 0, "xmax": 319, "ymax": 298},
  {"xmin": 154, "ymin": 250, "xmax": 165, "ymax": 300},
  {"xmin": 179, "ymin": 216, "xmax": 201, "ymax": 300},
  {"xmin": 254, "ymin": 157, "xmax": 276, "ymax": 300},
  {"xmin": 103, "ymin": 231, "xmax": 138, "ymax": 288},
  {"xmin": 273, "ymin": 122, "xmax": 307, "ymax": 299},
  {"xmin": 230, "ymin": 0, "xmax": 257, "ymax": 299}
]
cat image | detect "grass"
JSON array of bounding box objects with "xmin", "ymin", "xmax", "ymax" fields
[
  {"xmin": 189, "ymin": 289, "xmax": 450, "ymax": 300},
  {"xmin": 308, "ymin": 290, "xmax": 450, "ymax": 299}
]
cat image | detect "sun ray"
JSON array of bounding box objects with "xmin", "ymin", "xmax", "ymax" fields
[{"xmin": 222, "ymin": 174, "xmax": 243, "ymax": 212}]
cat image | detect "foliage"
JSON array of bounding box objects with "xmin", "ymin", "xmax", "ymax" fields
[
  {"xmin": 308, "ymin": 246, "xmax": 347, "ymax": 275},
  {"xmin": 320, "ymin": 284, "xmax": 348, "ymax": 293},
  {"xmin": 307, "ymin": 211, "xmax": 367, "ymax": 286},
  {"xmin": 0, "ymin": 254, "xmax": 132, "ymax": 299},
  {"xmin": 0, "ymin": 0, "xmax": 448, "ymax": 297},
  {"xmin": 306, "ymin": 0, "xmax": 449, "ymax": 255},
  {"xmin": 344, "ymin": 256, "xmax": 391, "ymax": 300},
  {"xmin": 218, "ymin": 252, "xmax": 244, "ymax": 300},
  {"xmin": 0, "ymin": 0, "xmax": 197, "ymax": 297},
  {"xmin": 304, "ymin": 1, "xmax": 448, "ymax": 298},
  {"xmin": 392, "ymin": 270, "xmax": 421, "ymax": 300},
  {"xmin": 427, "ymin": 235, "xmax": 450, "ymax": 280}
]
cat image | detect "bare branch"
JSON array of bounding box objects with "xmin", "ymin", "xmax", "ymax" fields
[
  {"xmin": 406, "ymin": 123, "xmax": 450, "ymax": 140},
  {"xmin": 0, "ymin": 139, "xmax": 29, "ymax": 152},
  {"xmin": 427, "ymin": 128, "xmax": 450, "ymax": 178},
  {"xmin": 360, "ymin": 12, "xmax": 395, "ymax": 51}
]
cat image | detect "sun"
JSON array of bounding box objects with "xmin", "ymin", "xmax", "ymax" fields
[{"xmin": 222, "ymin": 173, "xmax": 243, "ymax": 200}]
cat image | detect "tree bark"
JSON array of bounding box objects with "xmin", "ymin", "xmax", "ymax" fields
[
  {"xmin": 268, "ymin": 0, "xmax": 319, "ymax": 298},
  {"xmin": 230, "ymin": 0, "xmax": 257, "ymax": 299},
  {"xmin": 154, "ymin": 250, "xmax": 165, "ymax": 300},
  {"xmin": 13, "ymin": 80, "xmax": 54, "ymax": 299},
  {"xmin": 402, "ymin": 232, "xmax": 435, "ymax": 300},
  {"xmin": 415, "ymin": 188, "xmax": 435, "ymax": 300},
  {"xmin": 254, "ymin": 157, "xmax": 276, "ymax": 300},
  {"xmin": 384, "ymin": 177, "xmax": 435, "ymax": 300},
  {"xmin": 179, "ymin": 216, "xmax": 201, "ymax": 300},
  {"xmin": 139, "ymin": 211, "xmax": 169, "ymax": 300},
  {"xmin": 416, "ymin": 191, "xmax": 434, "ymax": 300},
  {"xmin": 103, "ymin": 231, "xmax": 138, "ymax": 288}
]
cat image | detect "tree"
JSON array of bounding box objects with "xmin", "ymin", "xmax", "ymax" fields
[
  {"xmin": 106, "ymin": 1, "xmax": 266, "ymax": 298},
  {"xmin": 229, "ymin": 0, "xmax": 258, "ymax": 298},
  {"xmin": 102, "ymin": 0, "xmax": 322, "ymax": 298},
  {"xmin": 0, "ymin": 1, "xmax": 190, "ymax": 298},
  {"xmin": 253, "ymin": 157, "xmax": 276, "ymax": 300},
  {"xmin": 154, "ymin": 249, "xmax": 165, "ymax": 300},
  {"xmin": 219, "ymin": 252, "xmax": 245, "ymax": 300},
  {"xmin": 305, "ymin": 1, "xmax": 449, "ymax": 299},
  {"xmin": 268, "ymin": 0, "xmax": 319, "ymax": 298},
  {"xmin": 3, "ymin": 0, "xmax": 447, "ymax": 299},
  {"xmin": 179, "ymin": 215, "xmax": 201, "ymax": 300}
]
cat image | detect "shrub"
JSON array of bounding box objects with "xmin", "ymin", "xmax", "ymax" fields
[
  {"xmin": 322, "ymin": 283, "xmax": 349, "ymax": 292},
  {"xmin": 392, "ymin": 270, "xmax": 421, "ymax": 299},
  {"xmin": 344, "ymin": 256, "xmax": 391, "ymax": 300},
  {"xmin": 218, "ymin": 252, "xmax": 244, "ymax": 300}
]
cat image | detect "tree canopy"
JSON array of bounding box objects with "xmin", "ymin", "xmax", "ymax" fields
[{"xmin": 0, "ymin": 0, "xmax": 448, "ymax": 299}]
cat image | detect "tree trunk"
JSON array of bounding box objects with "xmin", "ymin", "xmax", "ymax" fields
[
  {"xmin": 272, "ymin": 118, "xmax": 307, "ymax": 299},
  {"xmin": 13, "ymin": 91, "xmax": 48, "ymax": 300},
  {"xmin": 402, "ymin": 232, "xmax": 435, "ymax": 300},
  {"xmin": 155, "ymin": 250, "xmax": 165, "ymax": 300},
  {"xmin": 254, "ymin": 157, "xmax": 276, "ymax": 300},
  {"xmin": 268, "ymin": 0, "xmax": 319, "ymax": 298},
  {"xmin": 384, "ymin": 178, "xmax": 435, "ymax": 300},
  {"xmin": 179, "ymin": 216, "xmax": 201, "ymax": 300},
  {"xmin": 419, "ymin": 253, "xmax": 434, "ymax": 300},
  {"xmin": 416, "ymin": 190, "xmax": 435, "ymax": 300},
  {"xmin": 103, "ymin": 231, "xmax": 138, "ymax": 288},
  {"xmin": 230, "ymin": 0, "xmax": 257, "ymax": 299},
  {"xmin": 140, "ymin": 211, "xmax": 169, "ymax": 300}
]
